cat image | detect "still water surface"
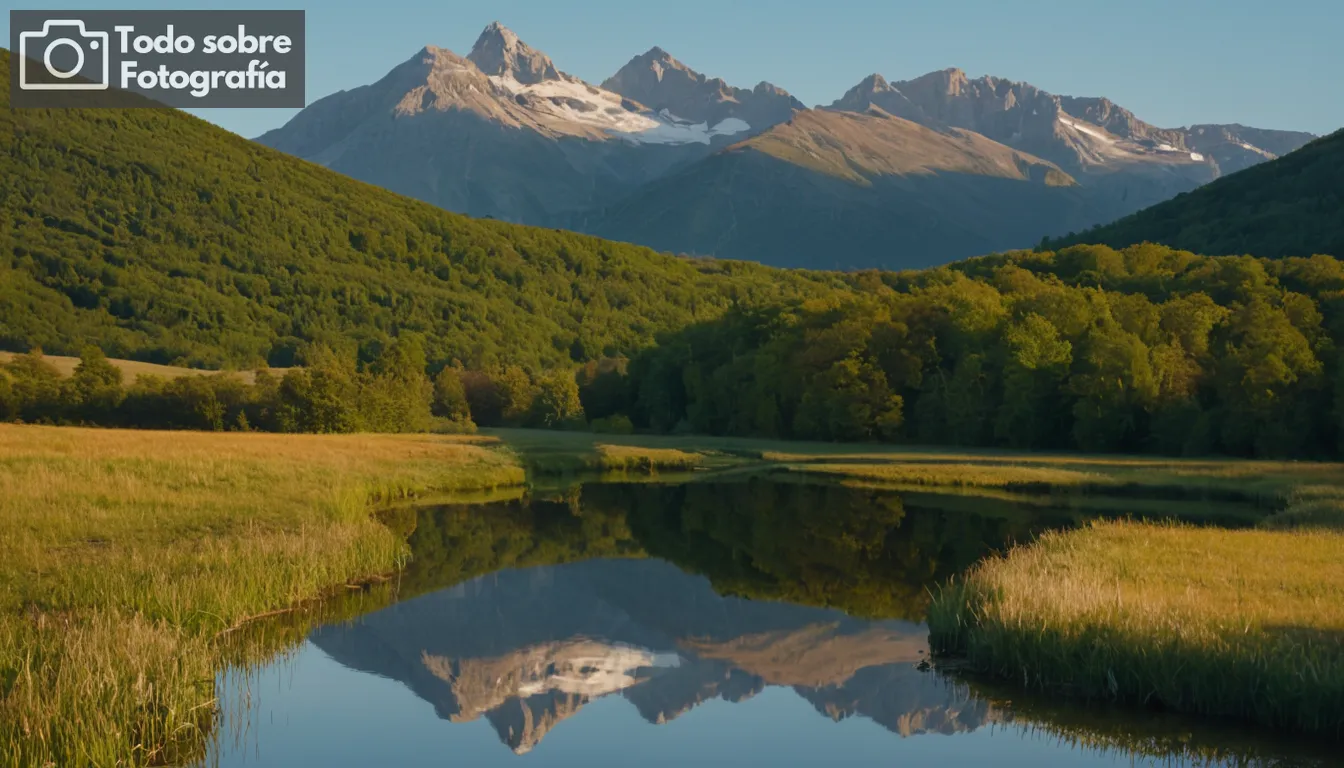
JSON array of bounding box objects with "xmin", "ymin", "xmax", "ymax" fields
[{"xmin": 203, "ymin": 478, "xmax": 1332, "ymax": 766}]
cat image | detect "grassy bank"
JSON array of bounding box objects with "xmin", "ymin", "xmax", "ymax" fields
[
  {"xmin": 780, "ymin": 453, "xmax": 1344, "ymax": 505},
  {"xmin": 486, "ymin": 428, "xmax": 721, "ymax": 474},
  {"xmin": 491, "ymin": 429, "xmax": 1344, "ymax": 500},
  {"xmin": 0, "ymin": 424, "xmax": 522, "ymax": 766},
  {"xmin": 928, "ymin": 521, "xmax": 1344, "ymax": 737}
]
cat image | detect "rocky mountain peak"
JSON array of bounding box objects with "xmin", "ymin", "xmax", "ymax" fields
[
  {"xmin": 467, "ymin": 21, "xmax": 561, "ymax": 84},
  {"xmin": 859, "ymin": 73, "xmax": 891, "ymax": 91},
  {"xmin": 754, "ymin": 81, "xmax": 791, "ymax": 97},
  {"xmin": 645, "ymin": 46, "xmax": 674, "ymax": 62},
  {"xmin": 828, "ymin": 73, "xmax": 927, "ymax": 121},
  {"xmin": 903, "ymin": 67, "xmax": 970, "ymax": 96},
  {"xmin": 417, "ymin": 45, "xmax": 480, "ymax": 74},
  {"xmin": 605, "ymin": 46, "xmax": 697, "ymax": 91},
  {"xmin": 602, "ymin": 48, "xmax": 802, "ymax": 130}
]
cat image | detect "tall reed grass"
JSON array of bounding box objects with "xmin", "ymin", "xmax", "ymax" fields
[
  {"xmin": 928, "ymin": 521, "xmax": 1344, "ymax": 738},
  {"xmin": 0, "ymin": 424, "xmax": 522, "ymax": 766}
]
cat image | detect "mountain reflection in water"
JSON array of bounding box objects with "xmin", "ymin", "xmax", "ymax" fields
[
  {"xmin": 312, "ymin": 557, "xmax": 982, "ymax": 753},
  {"xmin": 205, "ymin": 479, "xmax": 1330, "ymax": 767}
]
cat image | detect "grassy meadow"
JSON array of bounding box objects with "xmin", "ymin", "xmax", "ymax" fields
[
  {"xmin": 929, "ymin": 521, "xmax": 1344, "ymax": 737},
  {"xmin": 0, "ymin": 424, "xmax": 521, "ymax": 767}
]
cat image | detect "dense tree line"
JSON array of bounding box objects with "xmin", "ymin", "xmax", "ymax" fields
[
  {"xmin": 576, "ymin": 244, "xmax": 1344, "ymax": 459},
  {"xmin": 0, "ymin": 341, "xmax": 441, "ymax": 433},
  {"xmin": 0, "ymin": 343, "xmax": 601, "ymax": 434}
]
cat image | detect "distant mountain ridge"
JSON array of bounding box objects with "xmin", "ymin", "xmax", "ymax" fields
[
  {"xmin": 255, "ymin": 22, "xmax": 1319, "ymax": 269},
  {"xmin": 1047, "ymin": 128, "xmax": 1344, "ymax": 258},
  {"xmin": 587, "ymin": 109, "xmax": 1103, "ymax": 269},
  {"xmin": 827, "ymin": 67, "xmax": 1313, "ymax": 180}
]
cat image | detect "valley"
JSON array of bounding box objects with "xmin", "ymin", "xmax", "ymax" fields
[{"xmin": 1, "ymin": 8, "xmax": 1341, "ymax": 766}]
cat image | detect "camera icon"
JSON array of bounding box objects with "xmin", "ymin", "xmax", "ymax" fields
[{"xmin": 18, "ymin": 20, "xmax": 110, "ymax": 91}]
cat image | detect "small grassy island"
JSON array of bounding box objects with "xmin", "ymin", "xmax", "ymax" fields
[{"xmin": 929, "ymin": 521, "xmax": 1344, "ymax": 737}]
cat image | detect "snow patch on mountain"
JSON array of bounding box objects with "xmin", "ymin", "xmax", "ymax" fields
[
  {"xmin": 1059, "ymin": 115, "xmax": 1114, "ymax": 143},
  {"xmin": 1060, "ymin": 114, "xmax": 1208, "ymax": 164},
  {"xmin": 613, "ymin": 116, "xmax": 750, "ymax": 145},
  {"xmin": 488, "ymin": 74, "xmax": 751, "ymax": 144}
]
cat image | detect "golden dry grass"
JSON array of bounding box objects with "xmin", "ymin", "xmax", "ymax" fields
[
  {"xmin": 776, "ymin": 451, "xmax": 1344, "ymax": 508},
  {"xmin": 787, "ymin": 461, "xmax": 1102, "ymax": 490},
  {"xmin": 0, "ymin": 350, "xmax": 292, "ymax": 384},
  {"xmin": 486, "ymin": 428, "xmax": 714, "ymax": 474},
  {"xmin": 0, "ymin": 424, "xmax": 522, "ymax": 766},
  {"xmin": 929, "ymin": 521, "xmax": 1344, "ymax": 736}
]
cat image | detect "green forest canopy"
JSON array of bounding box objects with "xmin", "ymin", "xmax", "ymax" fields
[{"xmin": 603, "ymin": 245, "xmax": 1344, "ymax": 459}]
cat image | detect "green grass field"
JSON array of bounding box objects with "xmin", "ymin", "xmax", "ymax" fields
[
  {"xmin": 928, "ymin": 521, "xmax": 1344, "ymax": 737},
  {"xmin": 0, "ymin": 424, "xmax": 521, "ymax": 767}
]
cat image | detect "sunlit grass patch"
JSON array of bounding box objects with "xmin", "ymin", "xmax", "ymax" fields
[
  {"xmin": 785, "ymin": 461, "xmax": 1103, "ymax": 490},
  {"xmin": 487, "ymin": 428, "xmax": 712, "ymax": 474},
  {"xmin": 928, "ymin": 521, "xmax": 1344, "ymax": 737},
  {"xmin": 0, "ymin": 424, "xmax": 523, "ymax": 766}
]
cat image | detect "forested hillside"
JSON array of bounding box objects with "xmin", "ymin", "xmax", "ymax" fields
[
  {"xmin": 605, "ymin": 244, "xmax": 1344, "ymax": 458},
  {"xmin": 0, "ymin": 51, "xmax": 845, "ymax": 371},
  {"xmin": 1050, "ymin": 129, "xmax": 1344, "ymax": 258},
  {"xmin": 3, "ymin": 48, "xmax": 1343, "ymax": 458}
]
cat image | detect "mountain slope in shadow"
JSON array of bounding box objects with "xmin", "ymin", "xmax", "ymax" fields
[{"xmin": 584, "ymin": 110, "xmax": 1115, "ymax": 269}]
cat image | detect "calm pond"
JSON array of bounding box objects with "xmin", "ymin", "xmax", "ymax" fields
[{"xmin": 201, "ymin": 478, "xmax": 1333, "ymax": 766}]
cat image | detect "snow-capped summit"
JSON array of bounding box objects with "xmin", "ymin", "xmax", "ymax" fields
[{"xmin": 254, "ymin": 22, "xmax": 774, "ymax": 226}]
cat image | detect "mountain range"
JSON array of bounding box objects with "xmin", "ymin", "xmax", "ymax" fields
[{"xmin": 255, "ymin": 22, "xmax": 1317, "ymax": 269}]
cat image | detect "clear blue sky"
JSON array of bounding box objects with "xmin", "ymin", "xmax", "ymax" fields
[{"xmin": 6, "ymin": 0, "xmax": 1341, "ymax": 139}]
